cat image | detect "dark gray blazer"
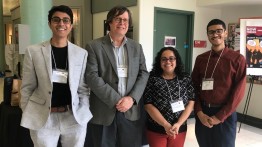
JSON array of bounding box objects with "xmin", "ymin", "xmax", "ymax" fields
[{"xmin": 85, "ymin": 35, "xmax": 149, "ymax": 126}]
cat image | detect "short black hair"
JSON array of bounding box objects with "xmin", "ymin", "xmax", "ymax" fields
[
  {"xmin": 105, "ymin": 5, "xmax": 133, "ymax": 31},
  {"xmin": 206, "ymin": 19, "xmax": 226, "ymax": 32},
  {"xmin": 48, "ymin": 5, "xmax": 73, "ymax": 24},
  {"xmin": 151, "ymin": 47, "xmax": 185, "ymax": 77}
]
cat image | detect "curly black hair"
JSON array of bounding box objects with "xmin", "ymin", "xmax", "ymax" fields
[{"xmin": 151, "ymin": 47, "xmax": 186, "ymax": 77}]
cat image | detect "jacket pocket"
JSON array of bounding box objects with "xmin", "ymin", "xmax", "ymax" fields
[{"xmin": 29, "ymin": 96, "xmax": 46, "ymax": 105}]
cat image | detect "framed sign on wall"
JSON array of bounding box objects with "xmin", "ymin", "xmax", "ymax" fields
[{"xmin": 227, "ymin": 23, "xmax": 240, "ymax": 50}]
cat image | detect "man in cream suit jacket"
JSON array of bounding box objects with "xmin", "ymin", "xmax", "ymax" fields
[
  {"xmin": 85, "ymin": 6, "xmax": 149, "ymax": 147},
  {"xmin": 20, "ymin": 5, "xmax": 92, "ymax": 147}
]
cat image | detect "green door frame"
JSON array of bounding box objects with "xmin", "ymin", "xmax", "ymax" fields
[{"xmin": 153, "ymin": 7, "xmax": 194, "ymax": 73}]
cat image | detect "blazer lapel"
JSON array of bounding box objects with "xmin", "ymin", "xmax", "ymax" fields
[
  {"xmin": 41, "ymin": 41, "xmax": 52, "ymax": 83},
  {"xmin": 67, "ymin": 41, "xmax": 80, "ymax": 94},
  {"xmin": 125, "ymin": 41, "xmax": 134, "ymax": 87},
  {"xmin": 126, "ymin": 41, "xmax": 133, "ymax": 73},
  {"xmin": 67, "ymin": 42, "xmax": 75, "ymax": 88},
  {"xmin": 102, "ymin": 36, "xmax": 118, "ymax": 74}
]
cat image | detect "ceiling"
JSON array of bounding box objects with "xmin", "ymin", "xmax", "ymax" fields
[
  {"xmin": 2, "ymin": 0, "xmax": 262, "ymax": 15},
  {"xmin": 197, "ymin": 0, "xmax": 262, "ymax": 8},
  {"xmin": 3, "ymin": 0, "xmax": 19, "ymax": 16}
]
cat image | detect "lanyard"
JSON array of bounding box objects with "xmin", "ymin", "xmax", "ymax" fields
[
  {"xmin": 51, "ymin": 49, "xmax": 68, "ymax": 70},
  {"xmin": 204, "ymin": 48, "xmax": 224, "ymax": 79},
  {"xmin": 164, "ymin": 76, "xmax": 180, "ymax": 101}
]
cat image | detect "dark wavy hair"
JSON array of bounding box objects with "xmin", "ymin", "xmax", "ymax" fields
[
  {"xmin": 151, "ymin": 47, "xmax": 185, "ymax": 77},
  {"xmin": 105, "ymin": 5, "xmax": 133, "ymax": 31},
  {"xmin": 206, "ymin": 19, "xmax": 226, "ymax": 32},
  {"xmin": 48, "ymin": 5, "xmax": 73, "ymax": 24}
]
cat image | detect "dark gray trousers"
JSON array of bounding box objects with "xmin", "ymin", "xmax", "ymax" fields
[
  {"xmin": 85, "ymin": 111, "xmax": 145, "ymax": 147},
  {"xmin": 195, "ymin": 105, "xmax": 237, "ymax": 147}
]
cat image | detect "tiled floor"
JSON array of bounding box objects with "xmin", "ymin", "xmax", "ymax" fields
[
  {"xmin": 1, "ymin": 77, "xmax": 262, "ymax": 147},
  {"xmin": 185, "ymin": 118, "xmax": 262, "ymax": 147},
  {"xmin": 142, "ymin": 118, "xmax": 262, "ymax": 147}
]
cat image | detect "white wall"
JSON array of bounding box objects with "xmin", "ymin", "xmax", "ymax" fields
[
  {"xmin": 221, "ymin": 5, "xmax": 262, "ymax": 119},
  {"xmin": 197, "ymin": 0, "xmax": 259, "ymax": 6},
  {"xmin": 189, "ymin": 7, "xmax": 221, "ymax": 69},
  {"xmin": 92, "ymin": 11, "xmax": 108, "ymax": 39},
  {"xmin": 92, "ymin": 0, "xmax": 222, "ymax": 70},
  {"xmin": 91, "ymin": 0, "xmax": 262, "ymax": 119},
  {"xmin": 138, "ymin": 0, "xmax": 221, "ymax": 71},
  {"xmin": 221, "ymin": 5, "xmax": 262, "ymax": 26},
  {"xmin": 53, "ymin": 0, "xmax": 92, "ymax": 48},
  {"xmin": 92, "ymin": 6, "xmax": 139, "ymax": 39}
]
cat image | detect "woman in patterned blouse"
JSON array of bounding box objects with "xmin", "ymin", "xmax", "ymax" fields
[{"xmin": 143, "ymin": 47, "xmax": 195, "ymax": 147}]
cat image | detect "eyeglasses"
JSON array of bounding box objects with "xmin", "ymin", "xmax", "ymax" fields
[
  {"xmin": 161, "ymin": 57, "xmax": 176, "ymax": 62},
  {"xmin": 207, "ymin": 29, "xmax": 224, "ymax": 36},
  {"xmin": 114, "ymin": 17, "xmax": 129, "ymax": 24},
  {"xmin": 51, "ymin": 17, "xmax": 71, "ymax": 24}
]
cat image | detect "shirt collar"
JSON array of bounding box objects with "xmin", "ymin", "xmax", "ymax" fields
[
  {"xmin": 109, "ymin": 34, "xmax": 128, "ymax": 47},
  {"xmin": 211, "ymin": 47, "xmax": 228, "ymax": 56}
]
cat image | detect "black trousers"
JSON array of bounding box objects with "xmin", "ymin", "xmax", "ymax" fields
[
  {"xmin": 195, "ymin": 106, "xmax": 237, "ymax": 147},
  {"xmin": 85, "ymin": 111, "xmax": 146, "ymax": 147}
]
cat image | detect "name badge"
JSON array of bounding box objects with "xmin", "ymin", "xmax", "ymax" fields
[
  {"xmin": 117, "ymin": 67, "xmax": 127, "ymax": 77},
  {"xmin": 202, "ymin": 78, "xmax": 214, "ymax": 90},
  {"xmin": 170, "ymin": 100, "xmax": 185, "ymax": 113},
  {"xmin": 52, "ymin": 69, "xmax": 68, "ymax": 84}
]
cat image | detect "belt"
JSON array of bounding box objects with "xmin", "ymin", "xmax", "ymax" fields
[
  {"xmin": 50, "ymin": 105, "xmax": 71, "ymax": 112},
  {"xmin": 202, "ymin": 101, "xmax": 224, "ymax": 108}
]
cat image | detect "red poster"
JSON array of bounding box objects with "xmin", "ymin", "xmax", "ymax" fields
[{"xmin": 194, "ymin": 40, "xmax": 206, "ymax": 48}]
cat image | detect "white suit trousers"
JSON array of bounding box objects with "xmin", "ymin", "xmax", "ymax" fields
[{"xmin": 29, "ymin": 110, "xmax": 86, "ymax": 147}]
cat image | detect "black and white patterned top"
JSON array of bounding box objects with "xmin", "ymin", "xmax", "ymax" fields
[{"xmin": 143, "ymin": 74, "xmax": 195, "ymax": 134}]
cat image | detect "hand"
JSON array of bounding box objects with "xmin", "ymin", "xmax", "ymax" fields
[
  {"xmin": 167, "ymin": 123, "xmax": 180, "ymax": 139},
  {"xmin": 208, "ymin": 116, "xmax": 221, "ymax": 125},
  {"xmin": 197, "ymin": 111, "xmax": 213, "ymax": 128},
  {"xmin": 171, "ymin": 123, "xmax": 180, "ymax": 135},
  {"xmin": 163, "ymin": 122, "xmax": 176, "ymax": 137},
  {"xmin": 116, "ymin": 96, "xmax": 134, "ymax": 112}
]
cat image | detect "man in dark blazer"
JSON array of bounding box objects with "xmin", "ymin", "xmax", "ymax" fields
[
  {"xmin": 85, "ymin": 5, "xmax": 149, "ymax": 147},
  {"xmin": 20, "ymin": 5, "xmax": 92, "ymax": 147}
]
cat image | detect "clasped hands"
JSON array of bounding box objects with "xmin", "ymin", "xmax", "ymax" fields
[
  {"xmin": 197, "ymin": 111, "xmax": 221, "ymax": 128},
  {"xmin": 116, "ymin": 96, "xmax": 134, "ymax": 112},
  {"xmin": 163, "ymin": 123, "xmax": 180, "ymax": 139}
]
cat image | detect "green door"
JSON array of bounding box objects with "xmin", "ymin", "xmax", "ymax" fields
[{"xmin": 153, "ymin": 7, "xmax": 194, "ymax": 73}]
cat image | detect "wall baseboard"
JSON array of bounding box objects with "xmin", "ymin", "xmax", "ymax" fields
[{"xmin": 237, "ymin": 112, "xmax": 262, "ymax": 129}]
